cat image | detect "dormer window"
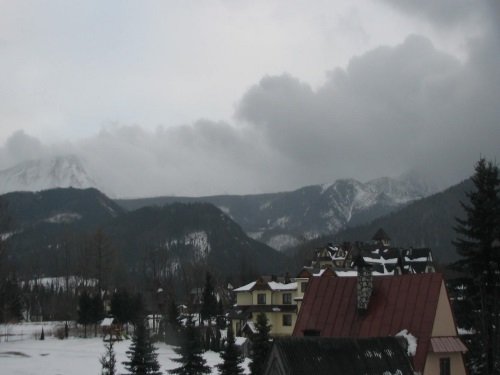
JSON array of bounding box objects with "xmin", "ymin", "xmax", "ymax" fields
[{"xmin": 257, "ymin": 293, "xmax": 266, "ymax": 305}]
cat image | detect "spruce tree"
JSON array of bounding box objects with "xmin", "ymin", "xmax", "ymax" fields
[
  {"xmin": 200, "ymin": 272, "xmax": 217, "ymax": 323},
  {"xmin": 78, "ymin": 291, "xmax": 93, "ymax": 338},
  {"xmin": 217, "ymin": 325, "xmax": 243, "ymax": 375},
  {"xmin": 123, "ymin": 318, "xmax": 161, "ymax": 375},
  {"xmin": 165, "ymin": 298, "xmax": 181, "ymax": 345},
  {"xmin": 249, "ymin": 313, "xmax": 272, "ymax": 375},
  {"xmin": 169, "ymin": 316, "xmax": 211, "ymax": 375},
  {"xmin": 92, "ymin": 293, "xmax": 105, "ymax": 337},
  {"xmin": 454, "ymin": 158, "xmax": 500, "ymax": 374},
  {"xmin": 100, "ymin": 339, "xmax": 117, "ymax": 375}
]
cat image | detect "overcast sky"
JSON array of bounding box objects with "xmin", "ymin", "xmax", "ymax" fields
[{"xmin": 0, "ymin": 0, "xmax": 498, "ymax": 197}]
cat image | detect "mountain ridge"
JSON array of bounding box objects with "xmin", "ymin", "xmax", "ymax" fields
[{"xmin": 117, "ymin": 174, "xmax": 435, "ymax": 251}]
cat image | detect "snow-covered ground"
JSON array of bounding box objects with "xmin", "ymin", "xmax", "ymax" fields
[{"xmin": 0, "ymin": 323, "xmax": 250, "ymax": 375}]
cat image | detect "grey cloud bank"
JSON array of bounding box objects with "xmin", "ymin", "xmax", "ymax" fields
[{"xmin": 0, "ymin": 1, "xmax": 498, "ymax": 197}]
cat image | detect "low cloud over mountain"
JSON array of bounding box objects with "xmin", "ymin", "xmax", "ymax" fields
[{"xmin": 0, "ymin": 1, "xmax": 498, "ymax": 197}]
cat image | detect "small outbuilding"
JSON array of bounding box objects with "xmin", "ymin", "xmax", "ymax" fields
[
  {"xmin": 100, "ymin": 316, "xmax": 122, "ymax": 341},
  {"xmin": 263, "ymin": 337, "xmax": 414, "ymax": 375}
]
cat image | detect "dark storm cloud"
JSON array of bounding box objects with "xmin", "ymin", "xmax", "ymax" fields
[
  {"xmin": 380, "ymin": 0, "xmax": 484, "ymax": 27},
  {"xmin": 236, "ymin": 33, "xmax": 498, "ymax": 186}
]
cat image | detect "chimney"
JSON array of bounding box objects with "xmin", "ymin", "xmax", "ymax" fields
[{"xmin": 354, "ymin": 255, "xmax": 372, "ymax": 312}]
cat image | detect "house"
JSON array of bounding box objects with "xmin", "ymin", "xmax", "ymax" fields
[
  {"xmin": 229, "ymin": 277, "xmax": 301, "ymax": 337},
  {"xmin": 293, "ymin": 269, "xmax": 468, "ymax": 375},
  {"xmin": 401, "ymin": 247, "xmax": 435, "ymax": 273},
  {"xmin": 308, "ymin": 229, "xmax": 435, "ymax": 276},
  {"xmin": 263, "ymin": 337, "xmax": 415, "ymax": 375}
]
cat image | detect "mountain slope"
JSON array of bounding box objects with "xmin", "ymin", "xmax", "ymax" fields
[
  {"xmin": 331, "ymin": 179, "xmax": 473, "ymax": 263},
  {"xmin": 0, "ymin": 155, "xmax": 99, "ymax": 195},
  {"xmin": 104, "ymin": 203, "xmax": 286, "ymax": 277},
  {"xmin": 117, "ymin": 175, "xmax": 435, "ymax": 251},
  {"xmin": 1, "ymin": 188, "xmax": 285, "ymax": 280},
  {"xmin": 1, "ymin": 187, "xmax": 123, "ymax": 231}
]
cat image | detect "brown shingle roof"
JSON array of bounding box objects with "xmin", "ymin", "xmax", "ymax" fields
[
  {"xmin": 293, "ymin": 273, "xmax": 444, "ymax": 372},
  {"xmin": 266, "ymin": 337, "xmax": 414, "ymax": 375},
  {"xmin": 430, "ymin": 337, "xmax": 468, "ymax": 353}
]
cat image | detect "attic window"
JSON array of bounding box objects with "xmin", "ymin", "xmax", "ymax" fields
[
  {"xmin": 440, "ymin": 358, "xmax": 450, "ymax": 375},
  {"xmin": 257, "ymin": 293, "xmax": 266, "ymax": 305}
]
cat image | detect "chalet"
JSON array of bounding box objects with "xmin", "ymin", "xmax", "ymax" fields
[
  {"xmin": 229, "ymin": 277, "xmax": 301, "ymax": 337},
  {"xmin": 263, "ymin": 337, "xmax": 415, "ymax": 375},
  {"xmin": 293, "ymin": 270, "xmax": 467, "ymax": 375},
  {"xmin": 308, "ymin": 229, "xmax": 435, "ymax": 275}
]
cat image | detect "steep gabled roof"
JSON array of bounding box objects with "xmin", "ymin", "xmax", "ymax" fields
[
  {"xmin": 293, "ymin": 273, "xmax": 444, "ymax": 372},
  {"xmin": 265, "ymin": 337, "xmax": 414, "ymax": 375}
]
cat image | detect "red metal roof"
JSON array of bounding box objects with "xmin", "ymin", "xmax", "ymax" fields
[
  {"xmin": 293, "ymin": 273, "xmax": 445, "ymax": 372},
  {"xmin": 431, "ymin": 337, "xmax": 468, "ymax": 353}
]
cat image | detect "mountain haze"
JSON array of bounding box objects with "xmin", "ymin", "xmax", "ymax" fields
[{"xmin": 0, "ymin": 155, "xmax": 100, "ymax": 195}]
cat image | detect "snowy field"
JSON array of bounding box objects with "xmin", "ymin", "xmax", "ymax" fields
[{"xmin": 0, "ymin": 323, "xmax": 250, "ymax": 375}]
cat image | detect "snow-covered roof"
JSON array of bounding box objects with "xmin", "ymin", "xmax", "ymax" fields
[
  {"xmin": 267, "ymin": 281, "xmax": 297, "ymax": 291},
  {"xmin": 234, "ymin": 280, "xmax": 297, "ymax": 292},
  {"xmin": 404, "ymin": 257, "xmax": 428, "ymax": 262},
  {"xmin": 335, "ymin": 271, "xmax": 358, "ymax": 277},
  {"xmin": 396, "ymin": 329, "xmax": 417, "ymax": 356},
  {"xmin": 100, "ymin": 317, "xmax": 114, "ymax": 326},
  {"xmin": 233, "ymin": 281, "xmax": 256, "ymax": 292},
  {"xmin": 364, "ymin": 256, "xmax": 398, "ymax": 264},
  {"xmin": 243, "ymin": 321, "xmax": 257, "ymax": 333}
]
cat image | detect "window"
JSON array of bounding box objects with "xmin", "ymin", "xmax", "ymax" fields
[
  {"xmin": 440, "ymin": 358, "xmax": 450, "ymax": 375},
  {"xmin": 301, "ymin": 281, "xmax": 308, "ymax": 293},
  {"xmin": 257, "ymin": 293, "xmax": 266, "ymax": 305},
  {"xmin": 282, "ymin": 293, "xmax": 292, "ymax": 304},
  {"xmin": 282, "ymin": 314, "xmax": 292, "ymax": 326}
]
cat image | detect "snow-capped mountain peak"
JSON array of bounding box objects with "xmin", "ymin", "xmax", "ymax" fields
[{"xmin": 0, "ymin": 155, "xmax": 99, "ymax": 194}]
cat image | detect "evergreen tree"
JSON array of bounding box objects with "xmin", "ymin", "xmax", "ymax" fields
[
  {"xmin": 454, "ymin": 158, "xmax": 500, "ymax": 374},
  {"xmin": 91, "ymin": 293, "xmax": 105, "ymax": 337},
  {"xmin": 78, "ymin": 291, "xmax": 93, "ymax": 338},
  {"xmin": 169, "ymin": 316, "xmax": 211, "ymax": 375},
  {"xmin": 123, "ymin": 318, "xmax": 161, "ymax": 375},
  {"xmin": 200, "ymin": 272, "xmax": 218, "ymax": 323},
  {"xmin": 249, "ymin": 313, "xmax": 272, "ymax": 375},
  {"xmin": 0, "ymin": 278, "xmax": 23, "ymax": 323},
  {"xmin": 165, "ymin": 297, "xmax": 181, "ymax": 345},
  {"xmin": 130, "ymin": 293, "xmax": 145, "ymax": 326},
  {"xmin": 217, "ymin": 326, "xmax": 243, "ymax": 375},
  {"xmin": 100, "ymin": 339, "xmax": 117, "ymax": 375},
  {"xmin": 111, "ymin": 290, "xmax": 131, "ymax": 325}
]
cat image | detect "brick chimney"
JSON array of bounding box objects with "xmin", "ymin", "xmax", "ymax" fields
[{"xmin": 353, "ymin": 255, "xmax": 373, "ymax": 312}]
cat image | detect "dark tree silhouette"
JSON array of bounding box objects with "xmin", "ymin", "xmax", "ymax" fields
[
  {"xmin": 217, "ymin": 325, "xmax": 244, "ymax": 375},
  {"xmin": 169, "ymin": 316, "xmax": 211, "ymax": 375},
  {"xmin": 454, "ymin": 158, "xmax": 500, "ymax": 374},
  {"xmin": 250, "ymin": 313, "xmax": 272, "ymax": 375},
  {"xmin": 100, "ymin": 339, "xmax": 117, "ymax": 375},
  {"xmin": 123, "ymin": 318, "xmax": 161, "ymax": 375},
  {"xmin": 78, "ymin": 291, "xmax": 93, "ymax": 338},
  {"xmin": 200, "ymin": 272, "xmax": 217, "ymax": 323}
]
